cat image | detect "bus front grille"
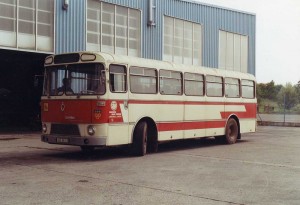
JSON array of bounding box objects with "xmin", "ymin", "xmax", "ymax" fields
[{"xmin": 51, "ymin": 124, "xmax": 80, "ymax": 136}]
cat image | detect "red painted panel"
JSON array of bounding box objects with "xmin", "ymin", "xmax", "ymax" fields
[
  {"xmin": 41, "ymin": 100, "xmax": 92, "ymax": 123},
  {"xmin": 157, "ymin": 121, "xmax": 226, "ymax": 132}
]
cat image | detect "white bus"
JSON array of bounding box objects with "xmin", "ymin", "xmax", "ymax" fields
[{"xmin": 41, "ymin": 52, "xmax": 257, "ymax": 156}]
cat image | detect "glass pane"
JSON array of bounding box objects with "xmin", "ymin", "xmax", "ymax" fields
[
  {"xmin": 37, "ymin": 24, "xmax": 51, "ymax": 36},
  {"xmin": 130, "ymin": 76, "xmax": 157, "ymax": 94},
  {"xmin": 19, "ymin": 21, "xmax": 35, "ymax": 34},
  {"xmin": 242, "ymin": 86, "xmax": 254, "ymax": 98},
  {"xmin": 44, "ymin": 64, "xmax": 105, "ymax": 96},
  {"xmin": 19, "ymin": 0, "xmax": 34, "ymax": 8},
  {"xmin": 38, "ymin": 0, "xmax": 54, "ymax": 11},
  {"xmin": 0, "ymin": 18, "xmax": 15, "ymax": 32},
  {"xmin": 0, "ymin": 3, "xmax": 15, "ymax": 18},
  {"xmin": 185, "ymin": 80, "xmax": 204, "ymax": 96},
  {"xmin": 160, "ymin": 78, "xmax": 182, "ymax": 95},
  {"xmin": 207, "ymin": 82, "xmax": 223, "ymax": 97},
  {"xmin": 110, "ymin": 65, "xmax": 127, "ymax": 92},
  {"xmin": 225, "ymin": 84, "xmax": 240, "ymax": 98},
  {"xmin": 19, "ymin": 7, "xmax": 35, "ymax": 21}
]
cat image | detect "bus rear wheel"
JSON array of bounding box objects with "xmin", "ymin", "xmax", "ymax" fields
[
  {"xmin": 132, "ymin": 121, "xmax": 147, "ymax": 156},
  {"xmin": 225, "ymin": 118, "xmax": 239, "ymax": 144}
]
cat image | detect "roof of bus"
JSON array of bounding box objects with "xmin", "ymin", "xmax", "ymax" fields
[{"xmin": 69, "ymin": 51, "xmax": 256, "ymax": 81}]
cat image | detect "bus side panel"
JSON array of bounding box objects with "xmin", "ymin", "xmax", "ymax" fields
[
  {"xmin": 105, "ymin": 91, "xmax": 130, "ymax": 146},
  {"xmin": 128, "ymin": 99, "xmax": 184, "ymax": 142},
  {"xmin": 239, "ymin": 119, "xmax": 256, "ymax": 133}
]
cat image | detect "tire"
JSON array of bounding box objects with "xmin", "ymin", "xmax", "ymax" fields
[
  {"xmin": 132, "ymin": 122, "xmax": 147, "ymax": 156},
  {"xmin": 224, "ymin": 118, "xmax": 239, "ymax": 144}
]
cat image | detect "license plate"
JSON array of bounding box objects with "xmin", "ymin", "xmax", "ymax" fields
[{"xmin": 56, "ymin": 137, "xmax": 69, "ymax": 143}]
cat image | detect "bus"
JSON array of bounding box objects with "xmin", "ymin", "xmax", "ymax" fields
[{"xmin": 40, "ymin": 52, "xmax": 256, "ymax": 156}]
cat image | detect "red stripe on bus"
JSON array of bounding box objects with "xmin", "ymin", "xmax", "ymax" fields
[
  {"xmin": 157, "ymin": 121, "xmax": 226, "ymax": 132},
  {"xmin": 128, "ymin": 99, "xmax": 256, "ymax": 106}
]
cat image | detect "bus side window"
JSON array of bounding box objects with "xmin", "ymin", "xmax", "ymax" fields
[
  {"xmin": 241, "ymin": 80, "xmax": 255, "ymax": 98},
  {"xmin": 206, "ymin": 75, "xmax": 223, "ymax": 97},
  {"xmin": 130, "ymin": 67, "xmax": 157, "ymax": 94},
  {"xmin": 109, "ymin": 65, "xmax": 127, "ymax": 93},
  {"xmin": 225, "ymin": 78, "xmax": 240, "ymax": 98},
  {"xmin": 184, "ymin": 73, "xmax": 204, "ymax": 96},
  {"xmin": 159, "ymin": 70, "xmax": 182, "ymax": 95}
]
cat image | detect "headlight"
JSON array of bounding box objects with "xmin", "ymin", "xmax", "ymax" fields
[
  {"xmin": 42, "ymin": 124, "xmax": 47, "ymax": 133},
  {"xmin": 87, "ymin": 125, "xmax": 95, "ymax": 135}
]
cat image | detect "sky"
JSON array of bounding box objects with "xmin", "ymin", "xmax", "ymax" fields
[{"xmin": 194, "ymin": 0, "xmax": 300, "ymax": 85}]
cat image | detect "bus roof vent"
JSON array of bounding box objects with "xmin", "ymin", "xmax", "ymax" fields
[{"xmin": 54, "ymin": 53, "xmax": 80, "ymax": 64}]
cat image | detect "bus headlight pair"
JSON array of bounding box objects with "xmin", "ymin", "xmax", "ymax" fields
[{"xmin": 87, "ymin": 125, "xmax": 95, "ymax": 135}]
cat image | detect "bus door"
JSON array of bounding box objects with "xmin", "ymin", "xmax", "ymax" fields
[{"xmin": 107, "ymin": 64, "xmax": 129, "ymax": 146}]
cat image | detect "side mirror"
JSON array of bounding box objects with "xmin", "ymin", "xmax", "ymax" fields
[
  {"xmin": 34, "ymin": 75, "xmax": 43, "ymax": 87},
  {"xmin": 101, "ymin": 70, "xmax": 106, "ymax": 85}
]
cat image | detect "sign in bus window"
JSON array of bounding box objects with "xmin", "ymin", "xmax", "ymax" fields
[{"xmin": 110, "ymin": 65, "xmax": 127, "ymax": 92}]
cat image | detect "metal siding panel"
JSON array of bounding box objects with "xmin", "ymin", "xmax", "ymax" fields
[
  {"xmin": 55, "ymin": 0, "xmax": 85, "ymax": 54},
  {"xmin": 55, "ymin": 0, "xmax": 255, "ymax": 75}
]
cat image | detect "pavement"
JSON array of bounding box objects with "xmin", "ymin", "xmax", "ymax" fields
[{"xmin": 0, "ymin": 126, "xmax": 300, "ymax": 205}]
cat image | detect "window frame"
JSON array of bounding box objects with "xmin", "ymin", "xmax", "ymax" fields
[
  {"xmin": 86, "ymin": 1, "xmax": 142, "ymax": 57},
  {"xmin": 206, "ymin": 75, "xmax": 224, "ymax": 97},
  {"xmin": 129, "ymin": 66, "xmax": 158, "ymax": 94},
  {"xmin": 224, "ymin": 77, "xmax": 240, "ymax": 98},
  {"xmin": 159, "ymin": 69, "xmax": 183, "ymax": 96},
  {"xmin": 184, "ymin": 72, "xmax": 205, "ymax": 96},
  {"xmin": 241, "ymin": 79, "xmax": 255, "ymax": 99},
  {"xmin": 109, "ymin": 64, "xmax": 127, "ymax": 93},
  {"xmin": 163, "ymin": 15, "xmax": 203, "ymax": 66}
]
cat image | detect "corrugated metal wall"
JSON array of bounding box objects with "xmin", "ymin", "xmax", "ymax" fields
[
  {"xmin": 55, "ymin": 0, "xmax": 86, "ymax": 54},
  {"xmin": 55, "ymin": 0, "xmax": 255, "ymax": 75}
]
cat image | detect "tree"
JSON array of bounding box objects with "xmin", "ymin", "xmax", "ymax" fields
[
  {"xmin": 276, "ymin": 83, "xmax": 299, "ymax": 110},
  {"xmin": 257, "ymin": 80, "xmax": 281, "ymax": 100}
]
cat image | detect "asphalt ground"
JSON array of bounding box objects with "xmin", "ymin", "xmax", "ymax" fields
[{"xmin": 0, "ymin": 126, "xmax": 299, "ymax": 205}]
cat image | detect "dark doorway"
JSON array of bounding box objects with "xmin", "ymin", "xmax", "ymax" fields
[{"xmin": 0, "ymin": 49, "xmax": 47, "ymax": 131}]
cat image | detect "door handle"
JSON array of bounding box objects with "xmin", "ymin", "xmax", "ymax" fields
[{"xmin": 124, "ymin": 100, "xmax": 128, "ymax": 110}]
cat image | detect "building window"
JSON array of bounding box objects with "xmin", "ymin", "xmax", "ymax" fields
[
  {"xmin": 87, "ymin": 1, "xmax": 141, "ymax": 57},
  {"xmin": 163, "ymin": 16, "xmax": 202, "ymax": 65},
  {"xmin": 0, "ymin": 0, "xmax": 54, "ymax": 52},
  {"xmin": 219, "ymin": 30, "xmax": 248, "ymax": 73}
]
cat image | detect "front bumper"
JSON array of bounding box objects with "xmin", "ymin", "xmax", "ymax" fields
[{"xmin": 41, "ymin": 134, "xmax": 106, "ymax": 146}]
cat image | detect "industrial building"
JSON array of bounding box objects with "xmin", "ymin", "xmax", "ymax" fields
[{"xmin": 0, "ymin": 0, "xmax": 255, "ymax": 129}]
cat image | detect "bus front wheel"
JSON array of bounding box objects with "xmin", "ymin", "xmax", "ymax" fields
[{"xmin": 132, "ymin": 121, "xmax": 147, "ymax": 156}]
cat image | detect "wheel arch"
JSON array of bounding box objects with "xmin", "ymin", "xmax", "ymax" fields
[{"xmin": 131, "ymin": 116, "xmax": 158, "ymax": 143}]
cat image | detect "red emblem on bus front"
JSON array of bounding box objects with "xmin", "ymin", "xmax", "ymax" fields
[{"xmin": 61, "ymin": 102, "xmax": 65, "ymax": 111}]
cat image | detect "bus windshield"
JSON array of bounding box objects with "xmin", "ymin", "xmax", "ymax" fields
[{"xmin": 43, "ymin": 63, "xmax": 105, "ymax": 96}]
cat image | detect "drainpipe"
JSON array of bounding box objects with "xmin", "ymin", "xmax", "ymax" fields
[{"xmin": 148, "ymin": 0, "xmax": 156, "ymax": 26}]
